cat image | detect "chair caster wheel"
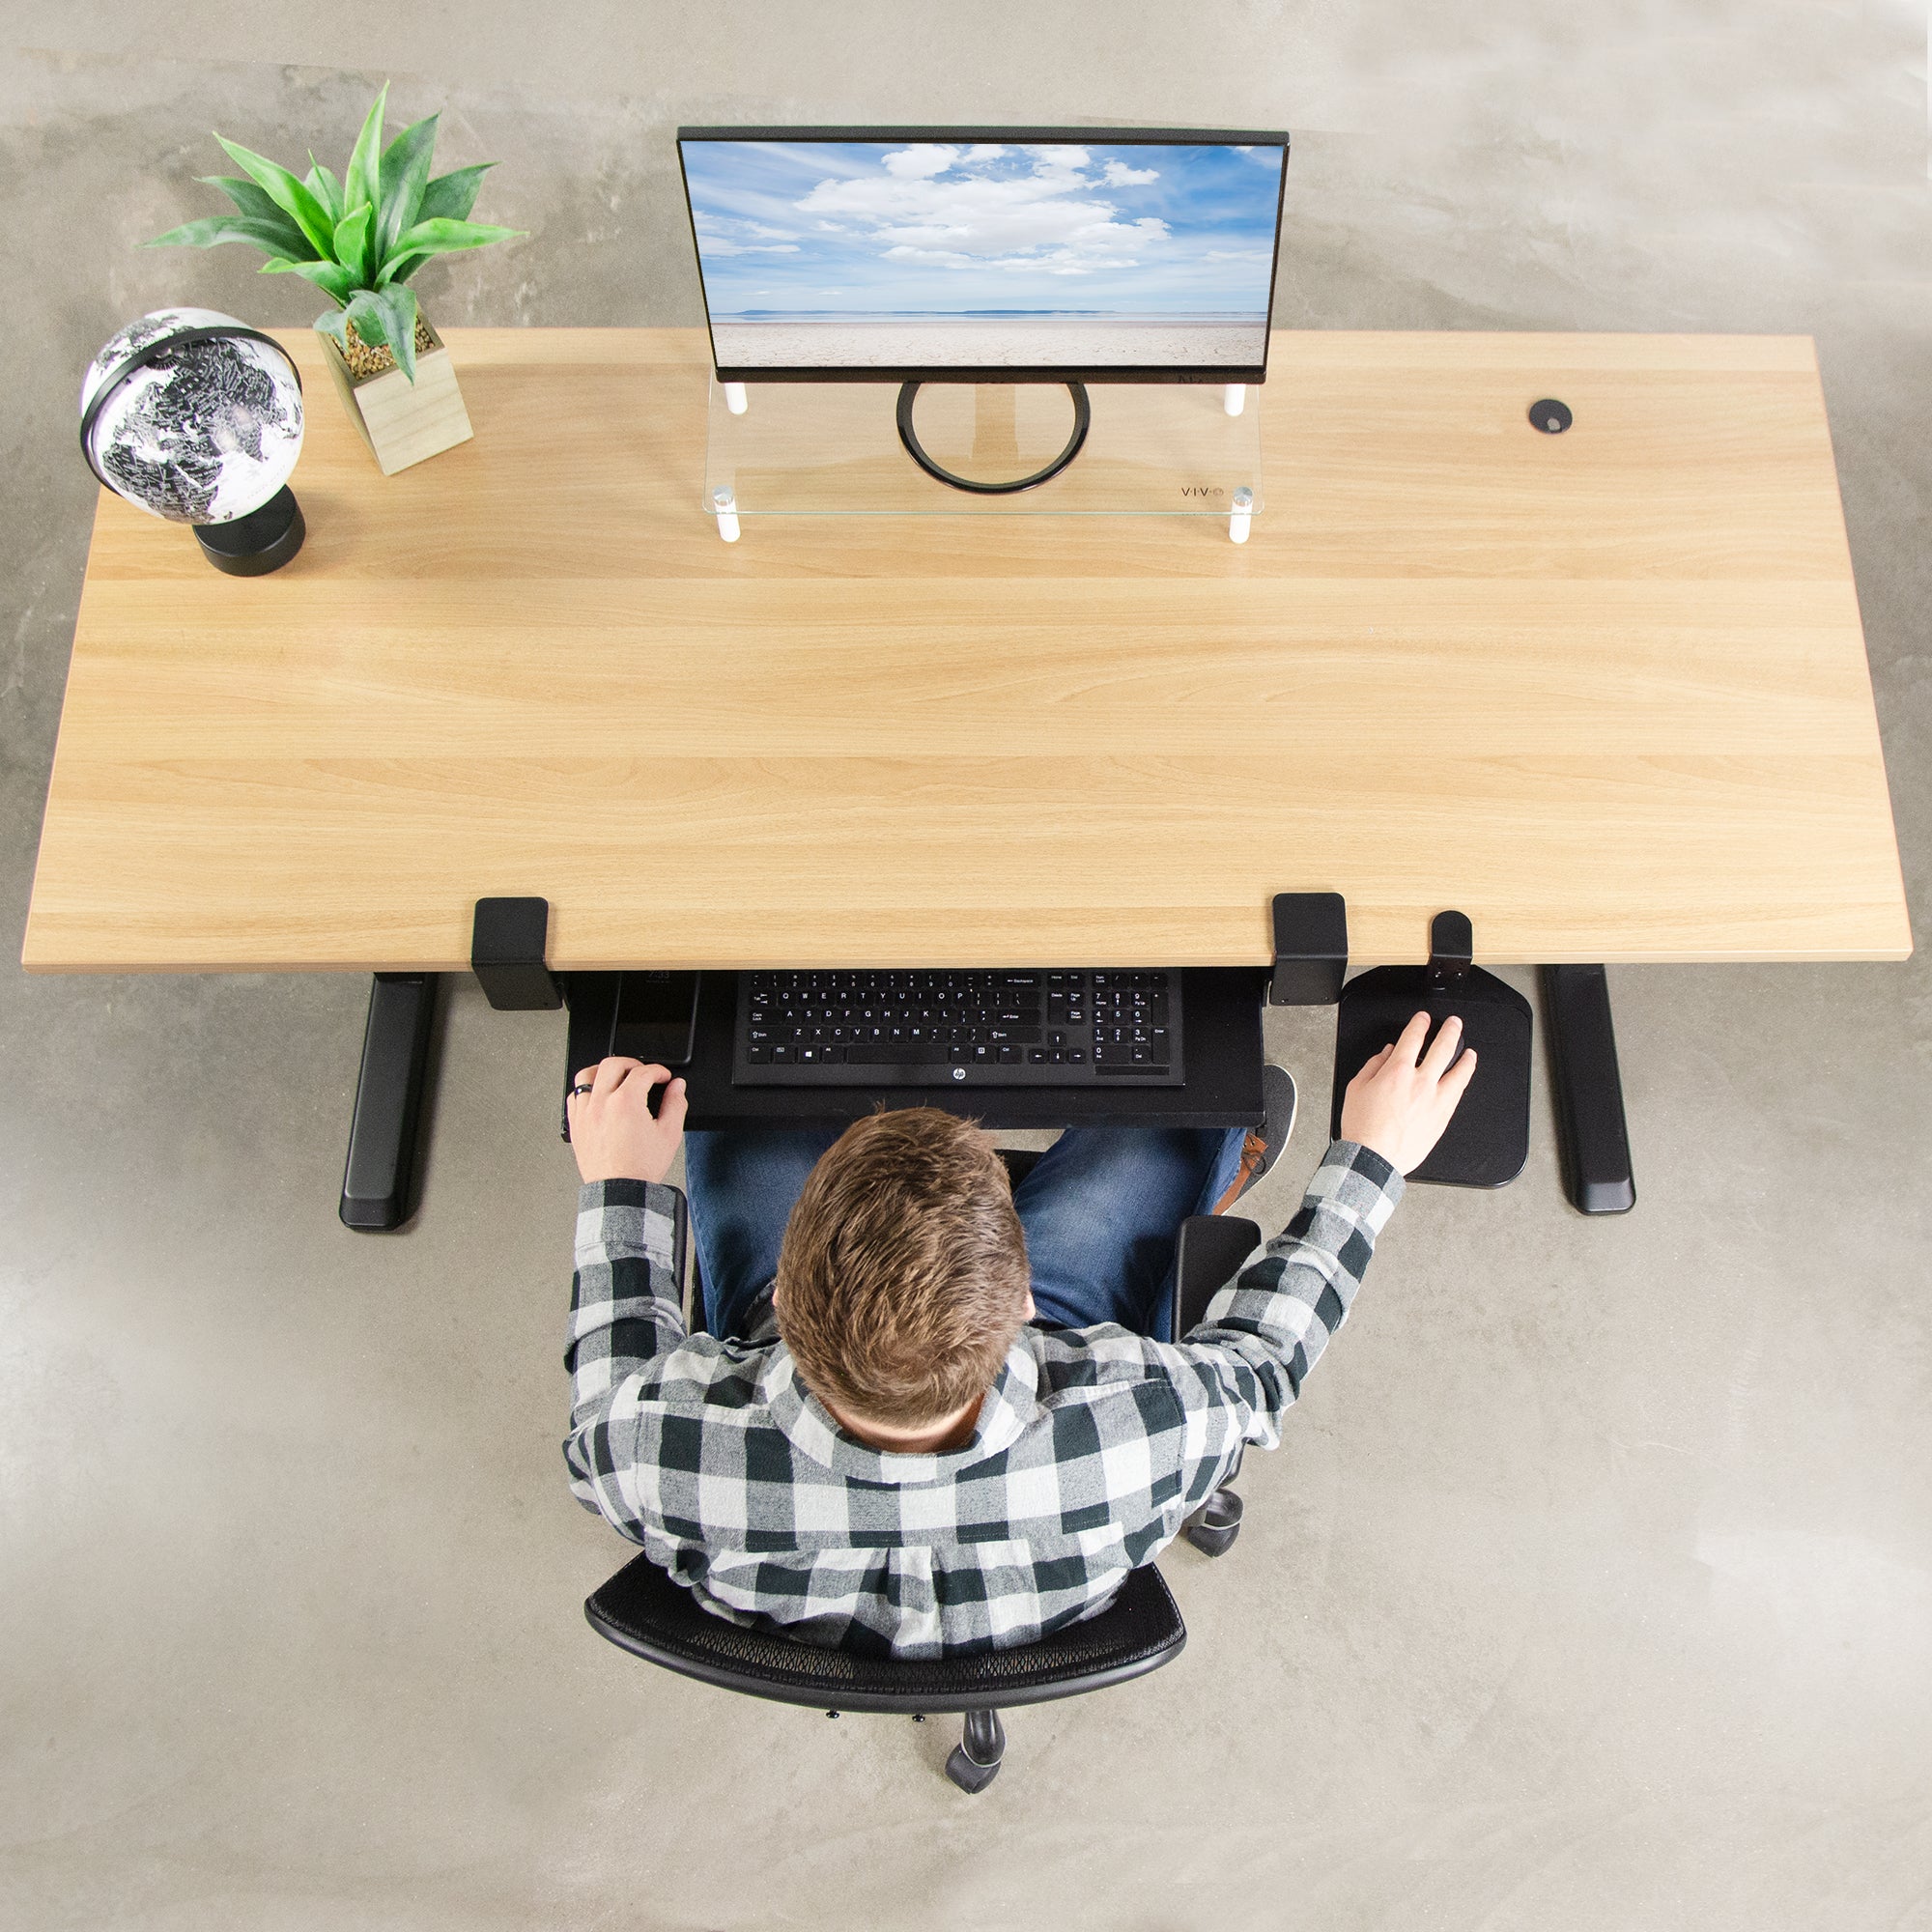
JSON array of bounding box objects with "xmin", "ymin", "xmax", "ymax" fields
[
  {"xmin": 945, "ymin": 1709, "xmax": 1005, "ymax": 1792},
  {"xmin": 1184, "ymin": 1518, "xmax": 1240, "ymax": 1557},
  {"xmin": 945, "ymin": 1744, "xmax": 1003, "ymax": 1793},
  {"xmin": 1183, "ymin": 1487, "xmax": 1243, "ymax": 1557}
]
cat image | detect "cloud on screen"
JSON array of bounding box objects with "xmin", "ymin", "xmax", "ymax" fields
[{"xmin": 797, "ymin": 145, "xmax": 1168, "ymax": 274}]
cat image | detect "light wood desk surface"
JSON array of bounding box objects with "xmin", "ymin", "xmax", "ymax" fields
[{"xmin": 23, "ymin": 327, "xmax": 1910, "ymax": 973}]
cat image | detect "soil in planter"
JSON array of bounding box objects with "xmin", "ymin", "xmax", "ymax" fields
[{"xmin": 341, "ymin": 316, "xmax": 438, "ymax": 382}]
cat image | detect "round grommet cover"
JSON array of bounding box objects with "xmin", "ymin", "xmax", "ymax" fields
[{"xmin": 1530, "ymin": 398, "xmax": 1573, "ymax": 434}]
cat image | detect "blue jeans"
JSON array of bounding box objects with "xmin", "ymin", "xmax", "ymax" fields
[{"xmin": 683, "ymin": 1125, "xmax": 1247, "ymax": 1342}]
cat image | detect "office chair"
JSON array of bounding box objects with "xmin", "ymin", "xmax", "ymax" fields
[{"xmin": 583, "ymin": 1147, "xmax": 1261, "ymax": 1792}]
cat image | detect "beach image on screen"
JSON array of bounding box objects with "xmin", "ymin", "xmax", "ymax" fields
[{"xmin": 681, "ymin": 139, "xmax": 1285, "ymax": 371}]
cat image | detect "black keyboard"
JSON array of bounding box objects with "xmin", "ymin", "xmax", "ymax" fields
[{"xmin": 732, "ymin": 970, "xmax": 1185, "ymax": 1088}]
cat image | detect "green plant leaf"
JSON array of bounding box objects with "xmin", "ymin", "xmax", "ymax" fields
[
  {"xmin": 417, "ymin": 162, "xmax": 493, "ymax": 224},
  {"xmin": 343, "ymin": 83, "xmax": 388, "ymax": 223},
  {"xmin": 215, "ymin": 134, "xmax": 337, "ymax": 257},
  {"xmin": 199, "ymin": 172, "xmax": 317, "ymax": 249},
  {"xmin": 374, "ymin": 283, "xmax": 420, "ymax": 382},
  {"xmin": 381, "ymin": 167, "xmax": 503, "ymax": 278},
  {"xmin": 341, "ymin": 287, "xmax": 392, "ymax": 354},
  {"xmin": 314, "ymin": 306, "xmax": 353, "ymax": 353},
  {"xmin": 306, "ymin": 156, "xmax": 344, "ymax": 222},
  {"xmin": 333, "ymin": 202, "xmax": 375, "ymax": 286},
  {"xmin": 392, "ymin": 215, "xmax": 523, "ymax": 259},
  {"xmin": 263, "ymin": 256, "xmax": 358, "ymax": 304},
  {"xmin": 376, "ymin": 112, "xmax": 440, "ymax": 267},
  {"xmin": 342, "ymin": 283, "xmax": 420, "ymax": 382},
  {"xmin": 147, "ymin": 213, "xmax": 316, "ymax": 261}
]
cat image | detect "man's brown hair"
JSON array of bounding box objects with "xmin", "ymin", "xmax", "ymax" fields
[{"xmin": 775, "ymin": 1109, "xmax": 1031, "ymax": 1429}]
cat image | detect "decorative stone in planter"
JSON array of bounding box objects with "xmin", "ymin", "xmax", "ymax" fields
[{"xmin": 320, "ymin": 314, "xmax": 473, "ymax": 476}]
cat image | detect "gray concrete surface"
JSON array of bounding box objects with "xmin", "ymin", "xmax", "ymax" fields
[{"xmin": 3, "ymin": 7, "xmax": 1929, "ymax": 1928}]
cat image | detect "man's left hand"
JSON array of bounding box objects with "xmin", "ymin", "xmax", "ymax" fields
[{"xmin": 567, "ymin": 1058, "xmax": 688, "ymax": 1184}]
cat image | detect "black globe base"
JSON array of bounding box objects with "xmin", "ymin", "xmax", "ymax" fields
[{"xmin": 194, "ymin": 486, "xmax": 305, "ymax": 576}]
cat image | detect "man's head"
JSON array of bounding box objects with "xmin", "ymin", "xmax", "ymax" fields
[{"xmin": 774, "ymin": 1109, "xmax": 1032, "ymax": 1433}]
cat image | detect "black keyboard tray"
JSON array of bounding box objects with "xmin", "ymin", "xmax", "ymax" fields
[{"xmin": 563, "ymin": 969, "xmax": 1265, "ymax": 1132}]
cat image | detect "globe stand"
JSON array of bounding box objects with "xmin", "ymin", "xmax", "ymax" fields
[{"xmin": 194, "ymin": 486, "xmax": 305, "ymax": 577}]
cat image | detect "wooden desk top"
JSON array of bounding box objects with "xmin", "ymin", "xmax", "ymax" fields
[{"xmin": 24, "ymin": 327, "xmax": 1910, "ymax": 973}]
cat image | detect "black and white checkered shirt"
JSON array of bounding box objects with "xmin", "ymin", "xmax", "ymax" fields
[{"xmin": 564, "ymin": 1141, "xmax": 1403, "ymax": 1658}]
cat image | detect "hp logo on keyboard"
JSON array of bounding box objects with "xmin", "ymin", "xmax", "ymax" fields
[{"xmin": 952, "ymin": 1066, "xmax": 966, "ymax": 1080}]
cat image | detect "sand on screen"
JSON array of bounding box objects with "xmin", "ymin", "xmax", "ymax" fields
[{"xmin": 712, "ymin": 317, "xmax": 1267, "ymax": 369}]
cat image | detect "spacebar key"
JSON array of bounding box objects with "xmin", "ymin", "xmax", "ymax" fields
[{"xmin": 848, "ymin": 1045, "xmax": 949, "ymax": 1065}]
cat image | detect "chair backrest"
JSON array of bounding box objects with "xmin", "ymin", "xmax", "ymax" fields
[{"xmin": 585, "ymin": 1548, "xmax": 1185, "ymax": 1714}]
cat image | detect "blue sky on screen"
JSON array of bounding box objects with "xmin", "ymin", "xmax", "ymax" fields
[{"xmin": 681, "ymin": 140, "xmax": 1285, "ymax": 316}]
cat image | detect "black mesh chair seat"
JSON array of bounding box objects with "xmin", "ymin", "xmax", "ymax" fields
[{"xmin": 585, "ymin": 1548, "xmax": 1185, "ymax": 1715}]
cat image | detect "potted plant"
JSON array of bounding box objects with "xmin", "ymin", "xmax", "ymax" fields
[{"xmin": 149, "ymin": 83, "xmax": 521, "ymax": 474}]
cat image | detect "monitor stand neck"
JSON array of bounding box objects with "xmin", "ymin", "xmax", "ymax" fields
[{"xmin": 895, "ymin": 381, "xmax": 1091, "ymax": 495}]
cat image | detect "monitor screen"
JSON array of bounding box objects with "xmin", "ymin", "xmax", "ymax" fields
[{"xmin": 677, "ymin": 128, "xmax": 1290, "ymax": 384}]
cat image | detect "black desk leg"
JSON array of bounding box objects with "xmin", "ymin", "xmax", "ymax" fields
[
  {"xmin": 1539, "ymin": 965, "xmax": 1635, "ymax": 1215},
  {"xmin": 340, "ymin": 973, "xmax": 440, "ymax": 1232}
]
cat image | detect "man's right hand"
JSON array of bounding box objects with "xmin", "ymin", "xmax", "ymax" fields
[
  {"xmin": 1339, "ymin": 1010, "xmax": 1477, "ymax": 1176},
  {"xmin": 567, "ymin": 1058, "xmax": 688, "ymax": 1185}
]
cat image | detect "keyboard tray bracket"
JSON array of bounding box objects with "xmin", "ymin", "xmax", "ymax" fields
[
  {"xmin": 1268, "ymin": 892, "xmax": 1350, "ymax": 1006},
  {"xmin": 471, "ymin": 896, "xmax": 561, "ymax": 1011}
]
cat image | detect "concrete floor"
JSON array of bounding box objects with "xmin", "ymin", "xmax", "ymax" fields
[{"xmin": 3, "ymin": 6, "xmax": 1929, "ymax": 1927}]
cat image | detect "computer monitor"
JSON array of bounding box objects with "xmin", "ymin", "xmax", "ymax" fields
[{"xmin": 676, "ymin": 128, "xmax": 1291, "ymax": 385}]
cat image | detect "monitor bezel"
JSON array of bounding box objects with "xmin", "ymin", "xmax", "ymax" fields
[{"xmin": 675, "ymin": 126, "xmax": 1292, "ymax": 385}]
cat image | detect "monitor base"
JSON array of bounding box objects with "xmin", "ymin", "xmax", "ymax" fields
[{"xmin": 701, "ymin": 375, "xmax": 1261, "ymax": 539}]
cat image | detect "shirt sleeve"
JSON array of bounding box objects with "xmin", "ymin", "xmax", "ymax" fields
[
  {"xmin": 1161, "ymin": 1140, "xmax": 1404, "ymax": 1506},
  {"xmin": 561, "ymin": 1178, "xmax": 689, "ymax": 1526}
]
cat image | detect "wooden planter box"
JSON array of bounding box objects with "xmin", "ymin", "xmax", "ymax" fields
[{"xmin": 319, "ymin": 315, "xmax": 473, "ymax": 476}]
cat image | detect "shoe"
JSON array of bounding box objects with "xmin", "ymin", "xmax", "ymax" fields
[{"xmin": 1212, "ymin": 1065, "xmax": 1296, "ymax": 1213}]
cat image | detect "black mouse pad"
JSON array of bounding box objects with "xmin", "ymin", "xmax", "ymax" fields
[{"xmin": 1327, "ymin": 966, "xmax": 1533, "ymax": 1187}]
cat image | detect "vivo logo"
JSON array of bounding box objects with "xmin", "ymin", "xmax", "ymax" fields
[{"xmin": 1179, "ymin": 485, "xmax": 1225, "ymax": 497}]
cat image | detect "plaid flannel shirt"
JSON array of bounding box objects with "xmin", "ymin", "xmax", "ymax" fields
[{"xmin": 563, "ymin": 1140, "xmax": 1403, "ymax": 1658}]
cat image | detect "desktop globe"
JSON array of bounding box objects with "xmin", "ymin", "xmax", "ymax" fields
[
  {"xmin": 79, "ymin": 309, "xmax": 302, "ymax": 518},
  {"xmin": 78, "ymin": 307, "xmax": 306, "ymax": 575}
]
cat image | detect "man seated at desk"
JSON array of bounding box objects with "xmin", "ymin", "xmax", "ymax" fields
[{"xmin": 561, "ymin": 1017, "xmax": 1473, "ymax": 1658}]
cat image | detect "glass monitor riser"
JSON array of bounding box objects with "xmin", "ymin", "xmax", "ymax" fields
[{"xmin": 703, "ymin": 375, "xmax": 1263, "ymax": 542}]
